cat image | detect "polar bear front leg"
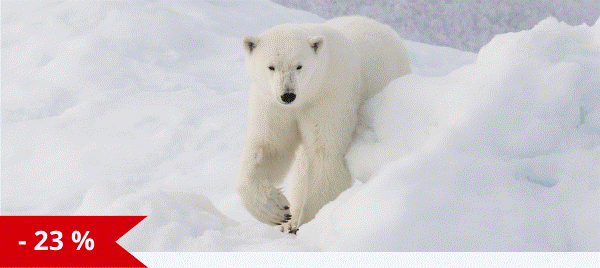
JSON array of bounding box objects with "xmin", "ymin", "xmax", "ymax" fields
[
  {"xmin": 281, "ymin": 103, "xmax": 358, "ymax": 234},
  {"xmin": 306, "ymin": 150, "xmax": 352, "ymax": 225},
  {"xmin": 281, "ymin": 145, "xmax": 353, "ymax": 234},
  {"xmin": 279, "ymin": 145, "xmax": 309, "ymax": 234},
  {"xmin": 237, "ymin": 139, "xmax": 297, "ymax": 226}
]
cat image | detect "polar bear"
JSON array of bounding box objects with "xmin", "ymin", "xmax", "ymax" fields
[{"xmin": 237, "ymin": 16, "xmax": 411, "ymax": 234}]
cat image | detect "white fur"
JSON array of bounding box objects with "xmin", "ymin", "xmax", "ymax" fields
[{"xmin": 237, "ymin": 16, "xmax": 411, "ymax": 233}]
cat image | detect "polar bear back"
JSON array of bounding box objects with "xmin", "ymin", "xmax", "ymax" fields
[{"xmin": 325, "ymin": 16, "xmax": 412, "ymax": 100}]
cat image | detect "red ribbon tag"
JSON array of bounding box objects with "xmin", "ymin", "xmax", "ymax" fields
[{"xmin": 0, "ymin": 216, "xmax": 147, "ymax": 267}]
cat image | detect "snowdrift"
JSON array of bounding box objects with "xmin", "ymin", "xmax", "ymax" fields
[
  {"xmin": 2, "ymin": 0, "xmax": 598, "ymax": 251},
  {"xmin": 308, "ymin": 17, "xmax": 600, "ymax": 251}
]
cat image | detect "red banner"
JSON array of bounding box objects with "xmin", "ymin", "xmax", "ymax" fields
[{"xmin": 0, "ymin": 216, "xmax": 147, "ymax": 267}]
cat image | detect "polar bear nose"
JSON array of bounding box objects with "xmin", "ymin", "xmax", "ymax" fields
[{"xmin": 281, "ymin": 93, "xmax": 296, "ymax": 104}]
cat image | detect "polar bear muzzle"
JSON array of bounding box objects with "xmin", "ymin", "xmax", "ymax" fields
[{"xmin": 281, "ymin": 93, "xmax": 296, "ymax": 104}]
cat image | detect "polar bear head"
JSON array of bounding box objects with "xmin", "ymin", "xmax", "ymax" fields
[{"xmin": 243, "ymin": 26, "xmax": 328, "ymax": 107}]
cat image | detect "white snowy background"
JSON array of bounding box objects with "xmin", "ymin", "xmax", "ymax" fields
[{"xmin": 1, "ymin": 0, "xmax": 599, "ymax": 251}]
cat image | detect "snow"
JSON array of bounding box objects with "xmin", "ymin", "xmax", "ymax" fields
[{"xmin": 2, "ymin": 0, "xmax": 599, "ymax": 252}]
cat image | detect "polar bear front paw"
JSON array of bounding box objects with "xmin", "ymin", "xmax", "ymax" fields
[
  {"xmin": 278, "ymin": 221, "xmax": 299, "ymax": 234},
  {"xmin": 262, "ymin": 187, "xmax": 292, "ymax": 225},
  {"xmin": 239, "ymin": 183, "xmax": 292, "ymax": 226}
]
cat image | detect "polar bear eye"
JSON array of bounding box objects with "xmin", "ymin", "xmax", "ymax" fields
[
  {"xmin": 296, "ymin": 65, "xmax": 302, "ymax": 70},
  {"xmin": 268, "ymin": 66, "xmax": 275, "ymax": 71}
]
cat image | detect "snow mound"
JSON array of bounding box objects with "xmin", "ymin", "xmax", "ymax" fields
[
  {"xmin": 302, "ymin": 17, "xmax": 600, "ymax": 251},
  {"xmin": 76, "ymin": 181, "xmax": 317, "ymax": 251},
  {"xmin": 75, "ymin": 181, "xmax": 237, "ymax": 251}
]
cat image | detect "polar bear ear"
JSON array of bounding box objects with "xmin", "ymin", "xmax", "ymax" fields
[
  {"xmin": 308, "ymin": 36, "xmax": 325, "ymax": 54},
  {"xmin": 243, "ymin": 36, "xmax": 259, "ymax": 54}
]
